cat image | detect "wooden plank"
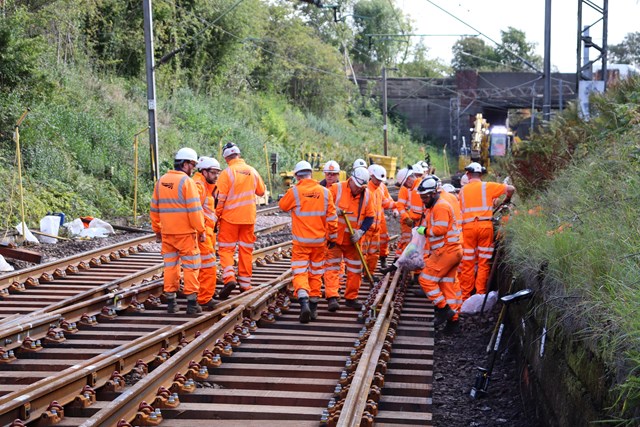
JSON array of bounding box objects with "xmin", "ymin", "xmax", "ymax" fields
[{"xmin": 0, "ymin": 245, "xmax": 42, "ymax": 263}]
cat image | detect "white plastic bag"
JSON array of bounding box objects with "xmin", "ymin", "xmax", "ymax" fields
[
  {"xmin": 0, "ymin": 255, "xmax": 14, "ymax": 272},
  {"xmin": 87, "ymin": 218, "xmax": 115, "ymax": 235},
  {"xmin": 396, "ymin": 227, "xmax": 426, "ymax": 271},
  {"xmin": 39, "ymin": 215, "xmax": 61, "ymax": 244},
  {"xmin": 15, "ymin": 222, "xmax": 39, "ymax": 244},
  {"xmin": 65, "ymin": 218, "xmax": 85, "ymax": 236},
  {"xmin": 460, "ymin": 291, "xmax": 498, "ymax": 314}
]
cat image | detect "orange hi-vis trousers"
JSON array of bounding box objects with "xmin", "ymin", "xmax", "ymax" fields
[
  {"xmin": 217, "ymin": 219, "xmax": 256, "ymax": 290},
  {"xmin": 324, "ymin": 243, "xmax": 362, "ymax": 300},
  {"xmin": 418, "ymin": 244, "xmax": 463, "ymax": 321},
  {"xmin": 379, "ymin": 215, "xmax": 390, "ymax": 258},
  {"xmin": 196, "ymin": 230, "xmax": 217, "ymax": 305},
  {"xmin": 161, "ymin": 233, "xmax": 201, "ymax": 296},
  {"xmin": 460, "ymin": 222, "xmax": 495, "ymax": 301},
  {"xmin": 361, "ymin": 230, "xmax": 380, "ymax": 276},
  {"xmin": 291, "ymin": 244, "xmax": 326, "ymax": 299}
]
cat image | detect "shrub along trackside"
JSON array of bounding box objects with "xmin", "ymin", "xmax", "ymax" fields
[{"xmin": 504, "ymin": 76, "xmax": 640, "ymax": 425}]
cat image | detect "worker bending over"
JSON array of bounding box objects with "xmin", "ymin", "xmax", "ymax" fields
[
  {"xmin": 416, "ymin": 177, "xmax": 463, "ymax": 329},
  {"xmin": 324, "ymin": 168, "xmax": 375, "ymax": 312},
  {"xmin": 395, "ymin": 166, "xmax": 423, "ymax": 255},
  {"xmin": 458, "ymin": 162, "xmax": 515, "ymax": 300},
  {"xmin": 216, "ymin": 142, "xmax": 266, "ymax": 299},
  {"xmin": 150, "ymin": 148, "xmax": 206, "ymax": 315},
  {"xmin": 279, "ymin": 161, "xmax": 338, "ymax": 323},
  {"xmin": 192, "ymin": 156, "xmax": 221, "ymax": 309}
]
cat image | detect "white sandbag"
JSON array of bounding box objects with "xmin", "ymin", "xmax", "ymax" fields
[
  {"xmin": 64, "ymin": 218, "xmax": 85, "ymax": 236},
  {"xmin": 79, "ymin": 227, "xmax": 109, "ymax": 238},
  {"xmin": 88, "ymin": 218, "xmax": 115, "ymax": 234},
  {"xmin": 0, "ymin": 255, "xmax": 14, "ymax": 272},
  {"xmin": 15, "ymin": 222, "xmax": 39, "ymax": 244},
  {"xmin": 39, "ymin": 215, "xmax": 61, "ymax": 244},
  {"xmin": 460, "ymin": 291, "xmax": 498, "ymax": 314}
]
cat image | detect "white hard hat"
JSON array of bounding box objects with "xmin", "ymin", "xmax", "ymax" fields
[
  {"xmin": 175, "ymin": 147, "xmax": 198, "ymax": 162},
  {"xmin": 416, "ymin": 177, "xmax": 439, "ymax": 195},
  {"xmin": 465, "ymin": 162, "xmax": 483, "ymax": 173},
  {"xmin": 368, "ymin": 164, "xmax": 387, "ymax": 183},
  {"xmin": 293, "ymin": 160, "xmax": 313, "ymax": 176},
  {"xmin": 323, "ymin": 160, "xmax": 341, "ymax": 173},
  {"xmin": 442, "ymin": 183, "xmax": 457, "ymax": 193},
  {"xmin": 418, "ymin": 160, "xmax": 429, "ymax": 170},
  {"xmin": 196, "ymin": 156, "xmax": 221, "ymax": 171},
  {"xmin": 351, "ymin": 167, "xmax": 370, "ymax": 187},
  {"xmin": 353, "ymin": 158, "xmax": 368, "ymax": 169},
  {"xmin": 460, "ymin": 174, "xmax": 470, "ymax": 186},
  {"xmin": 222, "ymin": 142, "xmax": 241, "ymax": 158},
  {"xmin": 396, "ymin": 167, "xmax": 411, "ymax": 187},
  {"xmin": 411, "ymin": 162, "xmax": 425, "ymax": 175}
]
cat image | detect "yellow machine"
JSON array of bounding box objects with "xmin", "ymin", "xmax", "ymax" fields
[
  {"xmin": 280, "ymin": 153, "xmax": 347, "ymax": 187},
  {"xmin": 459, "ymin": 113, "xmax": 514, "ymax": 172}
]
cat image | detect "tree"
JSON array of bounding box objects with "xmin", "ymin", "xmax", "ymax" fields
[
  {"xmin": 609, "ymin": 32, "xmax": 640, "ymax": 65},
  {"xmin": 451, "ymin": 37, "xmax": 497, "ymax": 71},
  {"xmin": 494, "ymin": 27, "xmax": 542, "ymax": 71},
  {"xmin": 399, "ymin": 41, "xmax": 450, "ymax": 77}
]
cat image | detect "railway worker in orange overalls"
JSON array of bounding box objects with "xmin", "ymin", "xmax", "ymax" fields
[
  {"xmin": 394, "ymin": 166, "xmax": 424, "ymax": 255},
  {"xmin": 324, "ymin": 168, "xmax": 375, "ymax": 312},
  {"xmin": 361, "ymin": 164, "xmax": 394, "ymax": 275},
  {"xmin": 458, "ymin": 162, "xmax": 515, "ymax": 301},
  {"xmin": 150, "ymin": 147, "xmax": 206, "ymax": 315},
  {"xmin": 376, "ymin": 169, "xmax": 396, "ymax": 269},
  {"xmin": 319, "ymin": 160, "xmax": 341, "ymax": 188},
  {"xmin": 415, "ymin": 177, "xmax": 463, "ymax": 329},
  {"xmin": 192, "ymin": 156, "xmax": 222, "ymax": 309},
  {"xmin": 215, "ymin": 142, "xmax": 266, "ymax": 299},
  {"xmin": 279, "ymin": 161, "xmax": 338, "ymax": 323}
]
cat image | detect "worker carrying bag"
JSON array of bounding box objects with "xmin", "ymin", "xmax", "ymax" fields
[{"xmin": 396, "ymin": 227, "xmax": 426, "ymax": 271}]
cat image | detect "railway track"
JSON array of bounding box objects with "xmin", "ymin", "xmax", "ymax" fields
[{"xmin": 0, "ymin": 231, "xmax": 435, "ymax": 426}]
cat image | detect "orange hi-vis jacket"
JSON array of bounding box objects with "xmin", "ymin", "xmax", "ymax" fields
[
  {"xmin": 459, "ymin": 180, "xmax": 507, "ymax": 228},
  {"xmin": 379, "ymin": 183, "xmax": 395, "ymax": 211},
  {"xmin": 367, "ymin": 181, "xmax": 383, "ymax": 233},
  {"xmin": 192, "ymin": 172, "xmax": 217, "ymax": 232},
  {"xmin": 420, "ymin": 195, "xmax": 461, "ymax": 252},
  {"xmin": 215, "ymin": 158, "xmax": 266, "ymax": 225},
  {"xmin": 330, "ymin": 181, "xmax": 375, "ymax": 246},
  {"xmin": 279, "ymin": 178, "xmax": 338, "ymax": 246},
  {"xmin": 150, "ymin": 170, "xmax": 206, "ymax": 235},
  {"xmin": 397, "ymin": 180, "xmax": 424, "ymax": 222},
  {"xmin": 441, "ymin": 191, "xmax": 462, "ymax": 232}
]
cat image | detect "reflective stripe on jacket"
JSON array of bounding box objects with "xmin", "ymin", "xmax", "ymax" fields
[
  {"xmin": 396, "ymin": 180, "xmax": 423, "ymax": 221},
  {"xmin": 459, "ymin": 180, "xmax": 507, "ymax": 225},
  {"xmin": 150, "ymin": 170, "xmax": 205, "ymax": 235},
  {"xmin": 421, "ymin": 195, "xmax": 460, "ymax": 251},
  {"xmin": 192, "ymin": 172, "xmax": 217, "ymax": 231},
  {"xmin": 367, "ymin": 181, "xmax": 384, "ymax": 233},
  {"xmin": 278, "ymin": 178, "xmax": 337, "ymax": 246},
  {"xmin": 215, "ymin": 158, "xmax": 266, "ymax": 225},
  {"xmin": 330, "ymin": 181, "xmax": 375, "ymax": 246}
]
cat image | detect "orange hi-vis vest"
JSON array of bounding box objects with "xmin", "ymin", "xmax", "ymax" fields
[
  {"xmin": 367, "ymin": 181, "xmax": 384, "ymax": 233},
  {"xmin": 215, "ymin": 158, "xmax": 266, "ymax": 225},
  {"xmin": 330, "ymin": 181, "xmax": 375, "ymax": 246},
  {"xmin": 278, "ymin": 178, "xmax": 338, "ymax": 246},
  {"xmin": 397, "ymin": 180, "xmax": 423, "ymax": 221},
  {"xmin": 192, "ymin": 172, "xmax": 217, "ymax": 231},
  {"xmin": 380, "ymin": 183, "xmax": 395, "ymax": 210},
  {"xmin": 459, "ymin": 180, "xmax": 507, "ymax": 228},
  {"xmin": 150, "ymin": 170, "xmax": 206, "ymax": 235},
  {"xmin": 441, "ymin": 190, "xmax": 462, "ymax": 231},
  {"xmin": 421, "ymin": 195, "xmax": 460, "ymax": 251}
]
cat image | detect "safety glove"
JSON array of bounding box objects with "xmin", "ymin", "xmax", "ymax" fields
[
  {"xmin": 351, "ymin": 229, "xmax": 365, "ymax": 243},
  {"xmin": 416, "ymin": 226, "xmax": 426, "ymax": 235},
  {"xmin": 403, "ymin": 217, "xmax": 415, "ymax": 227}
]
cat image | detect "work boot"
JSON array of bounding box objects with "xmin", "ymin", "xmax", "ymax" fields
[
  {"xmin": 201, "ymin": 299, "xmax": 218, "ymax": 311},
  {"xmin": 186, "ymin": 294, "xmax": 202, "ymax": 315},
  {"xmin": 218, "ymin": 281, "xmax": 237, "ymax": 300},
  {"xmin": 380, "ymin": 256, "xmax": 388, "ymax": 269},
  {"xmin": 166, "ymin": 297, "xmax": 179, "ymax": 314},
  {"xmin": 309, "ymin": 299, "xmax": 319, "ymax": 321},
  {"xmin": 443, "ymin": 319, "xmax": 460, "ymax": 335},
  {"xmin": 344, "ymin": 299, "xmax": 363, "ymax": 311},
  {"xmin": 434, "ymin": 304, "xmax": 456, "ymax": 327},
  {"xmin": 327, "ymin": 297, "xmax": 340, "ymax": 312},
  {"xmin": 299, "ymin": 297, "xmax": 311, "ymax": 324}
]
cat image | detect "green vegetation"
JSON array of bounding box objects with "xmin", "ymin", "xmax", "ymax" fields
[
  {"xmin": 504, "ymin": 77, "xmax": 640, "ymax": 424},
  {"xmin": 0, "ymin": 0, "xmax": 445, "ymax": 227}
]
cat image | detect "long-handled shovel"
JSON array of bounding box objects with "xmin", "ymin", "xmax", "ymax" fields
[{"xmin": 340, "ymin": 210, "xmax": 375, "ymax": 286}]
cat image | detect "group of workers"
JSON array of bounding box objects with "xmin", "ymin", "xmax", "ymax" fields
[
  {"xmin": 150, "ymin": 143, "xmax": 515, "ymax": 330},
  {"xmin": 150, "ymin": 143, "xmax": 265, "ymax": 314}
]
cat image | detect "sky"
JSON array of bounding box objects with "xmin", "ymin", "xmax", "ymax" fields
[{"xmin": 398, "ymin": 0, "xmax": 640, "ymax": 72}]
